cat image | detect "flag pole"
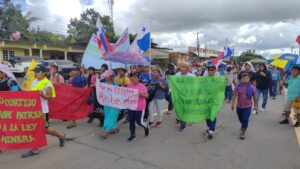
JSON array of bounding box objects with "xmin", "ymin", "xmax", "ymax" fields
[{"xmin": 149, "ymin": 17, "xmax": 152, "ymax": 78}]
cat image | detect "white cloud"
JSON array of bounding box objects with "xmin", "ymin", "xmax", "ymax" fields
[{"xmin": 237, "ymin": 35, "xmax": 257, "ymax": 44}]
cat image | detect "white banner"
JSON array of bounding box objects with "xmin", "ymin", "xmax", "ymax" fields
[{"xmin": 96, "ymin": 82, "xmax": 139, "ymax": 110}]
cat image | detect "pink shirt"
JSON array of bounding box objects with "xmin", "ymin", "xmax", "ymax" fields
[
  {"xmin": 127, "ymin": 82, "xmax": 148, "ymax": 111},
  {"xmin": 51, "ymin": 73, "xmax": 65, "ymax": 84}
]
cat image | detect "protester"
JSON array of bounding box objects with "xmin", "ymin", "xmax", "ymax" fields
[
  {"xmin": 253, "ymin": 63, "xmax": 272, "ymax": 113},
  {"xmin": 114, "ymin": 67, "xmax": 130, "ymax": 86},
  {"xmin": 279, "ymin": 65, "xmax": 300, "ymax": 127},
  {"xmin": 238, "ymin": 62, "xmax": 255, "ymax": 82},
  {"xmin": 165, "ymin": 63, "xmax": 176, "ymax": 114},
  {"xmin": 100, "ymin": 70, "xmax": 121, "ymax": 139},
  {"xmin": 225, "ymin": 66, "xmax": 235, "ymax": 103},
  {"xmin": 176, "ymin": 62, "xmax": 195, "ymax": 132},
  {"xmin": 140, "ymin": 65, "xmax": 152, "ymax": 120},
  {"xmin": 148, "ymin": 69, "xmax": 169, "ymax": 128},
  {"xmin": 50, "ymin": 65, "xmax": 64, "ymax": 84},
  {"xmin": 204, "ymin": 65, "xmax": 219, "ymax": 139},
  {"xmin": 269, "ymin": 66, "xmax": 282, "ymax": 100},
  {"xmin": 232, "ymin": 73, "xmax": 257, "ymax": 139},
  {"xmin": 86, "ymin": 67, "xmax": 97, "ymax": 123},
  {"xmin": 126, "ymin": 72, "xmax": 149, "ymax": 142},
  {"xmin": 0, "ymin": 64, "xmax": 19, "ymax": 91},
  {"xmin": 67, "ymin": 66, "xmax": 87, "ymax": 129},
  {"xmin": 21, "ymin": 64, "xmax": 65, "ymax": 158}
]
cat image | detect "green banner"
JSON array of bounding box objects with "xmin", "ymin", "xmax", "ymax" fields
[{"xmin": 169, "ymin": 76, "xmax": 226, "ymax": 123}]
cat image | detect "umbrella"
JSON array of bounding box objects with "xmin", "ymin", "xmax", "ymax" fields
[
  {"xmin": 103, "ymin": 51, "xmax": 150, "ymax": 66},
  {"xmin": 268, "ymin": 53, "xmax": 299, "ymax": 70},
  {"xmin": 0, "ymin": 64, "xmax": 16, "ymax": 80}
]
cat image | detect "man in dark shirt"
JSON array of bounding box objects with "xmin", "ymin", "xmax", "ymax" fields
[{"xmin": 253, "ymin": 63, "xmax": 272, "ymax": 113}]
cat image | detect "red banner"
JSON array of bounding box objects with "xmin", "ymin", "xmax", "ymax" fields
[
  {"xmin": 48, "ymin": 84, "xmax": 91, "ymax": 120},
  {"xmin": 0, "ymin": 91, "xmax": 47, "ymax": 150}
]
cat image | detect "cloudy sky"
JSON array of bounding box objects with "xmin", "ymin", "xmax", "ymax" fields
[{"xmin": 13, "ymin": 0, "xmax": 300, "ymax": 57}]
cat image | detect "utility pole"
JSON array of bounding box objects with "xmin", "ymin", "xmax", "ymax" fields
[
  {"xmin": 195, "ymin": 32, "xmax": 200, "ymax": 57},
  {"xmin": 204, "ymin": 34, "xmax": 207, "ymax": 58},
  {"xmin": 291, "ymin": 45, "xmax": 294, "ymax": 53}
]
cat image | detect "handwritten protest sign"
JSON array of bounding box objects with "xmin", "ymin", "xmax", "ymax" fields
[
  {"xmin": 48, "ymin": 84, "xmax": 91, "ymax": 120},
  {"xmin": 96, "ymin": 82, "xmax": 139, "ymax": 110},
  {"xmin": 0, "ymin": 91, "xmax": 47, "ymax": 150},
  {"xmin": 169, "ymin": 76, "xmax": 226, "ymax": 123}
]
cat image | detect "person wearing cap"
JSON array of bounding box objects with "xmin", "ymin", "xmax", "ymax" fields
[
  {"xmin": 100, "ymin": 70, "xmax": 121, "ymax": 139},
  {"xmin": 280, "ymin": 65, "xmax": 300, "ymax": 127},
  {"xmin": 114, "ymin": 67, "xmax": 130, "ymax": 87},
  {"xmin": 67, "ymin": 66, "xmax": 87, "ymax": 129},
  {"xmin": 232, "ymin": 73, "xmax": 257, "ymax": 139},
  {"xmin": 21, "ymin": 64, "xmax": 66, "ymax": 158},
  {"xmin": 50, "ymin": 65, "xmax": 65, "ymax": 85},
  {"xmin": 203, "ymin": 65, "xmax": 219, "ymax": 139},
  {"xmin": 175, "ymin": 63, "xmax": 195, "ymax": 132},
  {"xmin": 126, "ymin": 72, "xmax": 150, "ymax": 142},
  {"xmin": 148, "ymin": 69, "xmax": 169, "ymax": 128},
  {"xmin": 253, "ymin": 63, "xmax": 272, "ymax": 113}
]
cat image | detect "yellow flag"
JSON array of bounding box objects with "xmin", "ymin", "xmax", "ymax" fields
[{"xmin": 22, "ymin": 59, "xmax": 37, "ymax": 90}]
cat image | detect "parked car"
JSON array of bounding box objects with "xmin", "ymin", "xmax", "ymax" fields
[
  {"xmin": 8, "ymin": 56, "xmax": 43, "ymax": 76},
  {"xmin": 44, "ymin": 60, "xmax": 78, "ymax": 80}
]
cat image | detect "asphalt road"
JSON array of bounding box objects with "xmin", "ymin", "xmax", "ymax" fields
[{"xmin": 1, "ymin": 91, "xmax": 299, "ymax": 169}]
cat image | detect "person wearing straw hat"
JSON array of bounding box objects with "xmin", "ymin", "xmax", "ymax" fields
[{"xmin": 114, "ymin": 66, "xmax": 130, "ymax": 87}]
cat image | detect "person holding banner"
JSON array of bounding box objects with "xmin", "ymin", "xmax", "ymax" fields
[
  {"xmin": 204, "ymin": 65, "xmax": 219, "ymax": 139},
  {"xmin": 100, "ymin": 70, "xmax": 121, "ymax": 139},
  {"xmin": 176, "ymin": 63, "xmax": 195, "ymax": 132},
  {"xmin": 231, "ymin": 73, "xmax": 257, "ymax": 140},
  {"xmin": 0, "ymin": 64, "xmax": 19, "ymax": 153},
  {"xmin": 126, "ymin": 72, "xmax": 150, "ymax": 142},
  {"xmin": 21, "ymin": 64, "xmax": 66, "ymax": 158},
  {"xmin": 67, "ymin": 66, "xmax": 87, "ymax": 129}
]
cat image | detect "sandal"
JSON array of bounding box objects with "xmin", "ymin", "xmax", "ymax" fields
[
  {"xmin": 67, "ymin": 124, "xmax": 76, "ymax": 129},
  {"xmin": 111, "ymin": 128, "xmax": 119, "ymax": 134},
  {"xmin": 100, "ymin": 132, "xmax": 109, "ymax": 139}
]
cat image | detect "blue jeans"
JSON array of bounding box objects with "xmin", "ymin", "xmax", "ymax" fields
[
  {"xmin": 206, "ymin": 118, "xmax": 217, "ymax": 131},
  {"xmin": 269, "ymin": 80, "xmax": 277, "ymax": 97},
  {"xmin": 225, "ymin": 86, "xmax": 233, "ymax": 101},
  {"xmin": 236, "ymin": 107, "xmax": 252, "ymax": 129},
  {"xmin": 256, "ymin": 88, "xmax": 268, "ymax": 109}
]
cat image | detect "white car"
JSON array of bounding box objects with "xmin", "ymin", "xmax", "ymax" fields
[{"xmin": 8, "ymin": 56, "xmax": 43, "ymax": 76}]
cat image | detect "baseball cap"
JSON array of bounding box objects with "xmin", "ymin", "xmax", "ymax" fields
[
  {"xmin": 206, "ymin": 65, "xmax": 216, "ymax": 69},
  {"xmin": 292, "ymin": 65, "xmax": 300, "ymax": 70},
  {"xmin": 129, "ymin": 71, "xmax": 141, "ymax": 78},
  {"xmin": 31, "ymin": 64, "xmax": 48, "ymax": 73}
]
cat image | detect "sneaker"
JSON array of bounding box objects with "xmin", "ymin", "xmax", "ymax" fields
[
  {"xmin": 127, "ymin": 135, "xmax": 136, "ymax": 142},
  {"xmin": 272, "ymin": 97, "xmax": 276, "ymax": 100},
  {"xmin": 252, "ymin": 110, "xmax": 257, "ymax": 115},
  {"xmin": 260, "ymin": 108, "xmax": 265, "ymax": 112},
  {"xmin": 177, "ymin": 126, "xmax": 187, "ymax": 132},
  {"xmin": 144, "ymin": 127, "xmax": 149, "ymax": 136},
  {"xmin": 59, "ymin": 133, "xmax": 66, "ymax": 147},
  {"xmin": 227, "ymin": 100, "xmax": 232, "ymax": 103},
  {"xmin": 294, "ymin": 122, "xmax": 300, "ymax": 127},
  {"xmin": 207, "ymin": 130, "xmax": 214, "ymax": 139},
  {"xmin": 279, "ymin": 119, "xmax": 289, "ymax": 124},
  {"xmin": 21, "ymin": 150, "xmax": 39, "ymax": 158}
]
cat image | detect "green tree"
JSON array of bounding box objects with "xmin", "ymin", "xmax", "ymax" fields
[
  {"xmin": 67, "ymin": 8, "xmax": 116, "ymax": 45},
  {"xmin": 236, "ymin": 49, "xmax": 265, "ymax": 65},
  {"xmin": 0, "ymin": 0, "xmax": 38, "ymax": 40}
]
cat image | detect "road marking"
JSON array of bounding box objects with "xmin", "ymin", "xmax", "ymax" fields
[{"xmin": 290, "ymin": 110, "xmax": 300, "ymax": 148}]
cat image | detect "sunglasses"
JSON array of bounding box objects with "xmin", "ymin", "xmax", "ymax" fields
[{"xmin": 208, "ymin": 69, "xmax": 215, "ymax": 71}]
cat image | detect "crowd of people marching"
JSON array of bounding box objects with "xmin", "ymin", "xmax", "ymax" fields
[{"xmin": 0, "ymin": 60, "xmax": 300, "ymax": 158}]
